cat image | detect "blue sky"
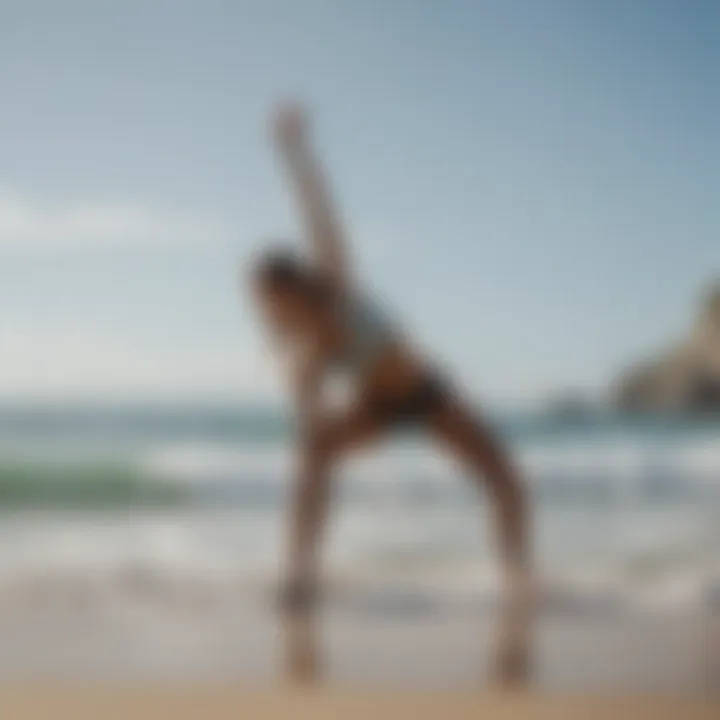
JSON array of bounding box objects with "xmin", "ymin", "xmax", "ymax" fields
[{"xmin": 0, "ymin": 0, "xmax": 717, "ymax": 405}]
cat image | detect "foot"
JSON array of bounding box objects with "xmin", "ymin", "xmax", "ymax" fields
[{"xmin": 493, "ymin": 634, "xmax": 532, "ymax": 688}]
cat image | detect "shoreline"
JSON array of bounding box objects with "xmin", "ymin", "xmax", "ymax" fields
[{"xmin": 0, "ymin": 585, "xmax": 717, "ymax": 693}]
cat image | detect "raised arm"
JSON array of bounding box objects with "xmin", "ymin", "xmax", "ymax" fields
[{"xmin": 272, "ymin": 103, "xmax": 350, "ymax": 288}]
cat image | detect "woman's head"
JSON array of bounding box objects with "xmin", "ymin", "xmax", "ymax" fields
[{"xmin": 250, "ymin": 248, "xmax": 330, "ymax": 336}]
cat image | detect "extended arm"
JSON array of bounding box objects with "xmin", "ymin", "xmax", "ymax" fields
[{"xmin": 272, "ymin": 103, "xmax": 350, "ymax": 288}]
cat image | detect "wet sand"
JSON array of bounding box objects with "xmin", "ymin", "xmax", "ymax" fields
[
  {"xmin": 0, "ymin": 586, "xmax": 719, "ymax": 719},
  {"xmin": 0, "ymin": 580, "xmax": 718, "ymax": 693}
]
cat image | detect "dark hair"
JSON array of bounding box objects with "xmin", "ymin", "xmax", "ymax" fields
[{"xmin": 252, "ymin": 248, "xmax": 330, "ymax": 304}]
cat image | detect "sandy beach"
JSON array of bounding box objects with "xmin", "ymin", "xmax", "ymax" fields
[
  {"xmin": 0, "ymin": 572, "xmax": 718, "ymax": 692},
  {"xmin": 1, "ymin": 592, "xmax": 717, "ymax": 720},
  {"xmin": 0, "ymin": 687, "xmax": 717, "ymax": 720}
]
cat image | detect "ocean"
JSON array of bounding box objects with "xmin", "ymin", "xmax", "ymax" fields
[{"xmin": 0, "ymin": 403, "xmax": 718, "ymax": 620}]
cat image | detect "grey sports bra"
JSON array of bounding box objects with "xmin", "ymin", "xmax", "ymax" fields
[{"xmin": 332, "ymin": 291, "xmax": 396, "ymax": 373}]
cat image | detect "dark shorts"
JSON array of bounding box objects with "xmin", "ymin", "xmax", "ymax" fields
[{"xmin": 365, "ymin": 371, "xmax": 449, "ymax": 427}]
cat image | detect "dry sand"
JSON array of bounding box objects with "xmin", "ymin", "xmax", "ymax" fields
[{"xmin": 0, "ymin": 687, "xmax": 717, "ymax": 720}]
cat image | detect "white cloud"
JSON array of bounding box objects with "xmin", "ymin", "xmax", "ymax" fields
[
  {"xmin": 0, "ymin": 186, "xmax": 230, "ymax": 249},
  {"xmin": 0, "ymin": 320, "xmax": 282, "ymax": 403}
]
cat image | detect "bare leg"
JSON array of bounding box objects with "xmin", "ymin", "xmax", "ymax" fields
[
  {"xmin": 283, "ymin": 606, "xmax": 322, "ymax": 684},
  {"xmin": 428, "ymin": 394, "xmax": 531, "ymax": 591},
  {"xmin": 490, "ymin": 589, "xmax": 534, "ymax": 688},
  {"xmin": 283, "ymin": 404, "xmax": 385, "ymax": 612},
  {"xmin": 427, "ymin": 394, "xmax": 534, "ymax": 686},
  {"xmin": 283, "ymin": 445, "xmax": 333, "ymax": 607}
]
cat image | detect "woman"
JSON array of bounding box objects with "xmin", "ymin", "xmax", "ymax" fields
[{"xmin": 250, "ymin": 103, "xmax": 531, "ymax": 612}]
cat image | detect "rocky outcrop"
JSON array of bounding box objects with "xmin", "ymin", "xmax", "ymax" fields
[{"xmin": 614, "ymin": 283, "xmax": 720, "ymax": 413}]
